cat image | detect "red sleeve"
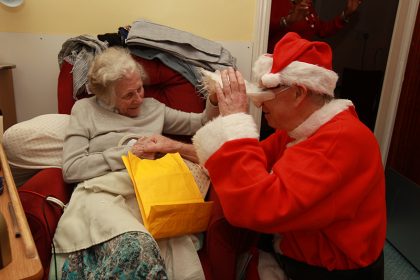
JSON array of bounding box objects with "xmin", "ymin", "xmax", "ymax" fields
[
  {"xmin": 268, "ymin": 0, "xmax": 292, "ymax": 52},
  {"xmin": 267, "ymin": 0, "xmax": 346, "ymax": 52},
  {"xmin": 260, "ymin": 130, "xmax": 290, "ymax": 170},
  {"xmin": 204, "ymin": 122, "xmax": 375, "ymax": 234},
  {"xmin": 316, "ymin": 16, "xmax": 346, "ymax": 38},
  {"xmin": 206, "ymin": 138, "xmax": 338, "ymax": 233}
]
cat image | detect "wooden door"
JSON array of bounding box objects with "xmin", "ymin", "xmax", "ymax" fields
[
  {"xmin": 387, "ymin": 5, "xmax": 420, "ymax": 184},
  {"xmin": 385, "ymin": 4, "xmax": 420, "ymax": 271}
]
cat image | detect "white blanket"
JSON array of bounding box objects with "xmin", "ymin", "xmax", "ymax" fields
[{"xmin": 53, "ymin": 171, "xmax": 205, "ymax": 280}]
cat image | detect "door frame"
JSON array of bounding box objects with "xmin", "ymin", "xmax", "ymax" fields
[
  {"xmin": 250, "ymin": 0, "xmax": 272, "ymax": 131},
  {"xmin": 374, "ymin": 0, "xmax": 419, "ymax": 164}
]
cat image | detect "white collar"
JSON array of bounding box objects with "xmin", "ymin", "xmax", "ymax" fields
[{"xmin": 287, "ymin": 99, "xmax": 354, "ymax": 147}]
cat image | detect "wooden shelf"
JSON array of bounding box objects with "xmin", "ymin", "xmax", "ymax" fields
[
  {"xmin": 0, "ymin": 144, "xmax": 43, "ymax": 279},
  {"xmin": 0, "ymin": 64, "xmax": 18, "ymax": 131}
]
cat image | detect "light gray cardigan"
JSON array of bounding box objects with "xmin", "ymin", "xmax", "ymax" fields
[{"xmin": 62, "ymin": 96, "xmax": 218, "ymax": 183}]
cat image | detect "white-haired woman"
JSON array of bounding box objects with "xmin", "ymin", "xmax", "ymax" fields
[{"xmin": 52, "ymin": 47, "xmax": 218, "ymax": 279}]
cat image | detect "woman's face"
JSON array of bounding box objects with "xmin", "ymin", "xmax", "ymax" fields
[{"xmin": 114, "ymin": 71, "xmax": 144, "ymax": 117}]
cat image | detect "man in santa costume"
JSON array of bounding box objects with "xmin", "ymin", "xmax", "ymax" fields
[{"xmin": 192, "ymin": 32, "xmax": 386, "ymax": 279}]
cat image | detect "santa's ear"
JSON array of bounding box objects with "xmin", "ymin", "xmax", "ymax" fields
[{"xmin": 294, "ymin": 84, "xmax": 309, "ymax": 106}]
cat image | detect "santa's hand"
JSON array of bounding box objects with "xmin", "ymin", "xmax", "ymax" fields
[{"xmin": 215, "ymin": 67, "xmax": 248, "ymax": 116}]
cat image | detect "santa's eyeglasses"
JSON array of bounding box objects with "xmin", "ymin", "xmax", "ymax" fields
[{"xmin": 247, "ymin": 84, "xmax": 291, "ymax": 107}]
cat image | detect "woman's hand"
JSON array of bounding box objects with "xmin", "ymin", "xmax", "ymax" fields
[
  {"xmin": 139, "ymin": 135, "xmax": 182, "ymax": 154},
  {"xmin": 131, "ymin": 135, "xmax": 179, "ymax": 159},
  {"xmin": 138, "ymin": 134, "xmax": 199, "ymax": 163},
  {"xmin": 215, "ymin": 67, "xmax": 248, "ymax": 116},
  {"xmin": 131, "ymin": 137, "xmax": 157, "ymax": 159}
]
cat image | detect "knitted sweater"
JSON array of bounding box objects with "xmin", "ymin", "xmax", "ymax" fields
[{"xmin": 62, "ymin": 96, "xmax": 218, "ymax": 183}]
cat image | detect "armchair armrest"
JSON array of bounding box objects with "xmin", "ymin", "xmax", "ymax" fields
[{"xmin": 201, "ymin": 186, "xmax": 259, "ymax": 279}]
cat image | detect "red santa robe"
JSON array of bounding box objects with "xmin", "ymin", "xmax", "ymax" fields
[
  {"xmin": 268, "ymin": 0, "xmax": 346, "ymax": 52},
  {"xmin": 192, "ymin": 99, "xmax": 386, "ymax": 270}
]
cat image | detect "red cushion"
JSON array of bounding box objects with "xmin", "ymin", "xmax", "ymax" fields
[
  {"xmin": 57, "ymin": 61, "xmax": 76, "ymax": 114},
  {"xmin": 203, "ymin": 187, "xmax": 259, "ymax": 279},
  {"xmin": 18, "ymin": 168, "xmax": 73, "ymax": 279},
  {"xmin": 133, "ymin": 57, "xmax": 206, "ymax": 113}
]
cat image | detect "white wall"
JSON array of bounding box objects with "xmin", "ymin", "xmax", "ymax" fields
[
  {"xmin": 0, "ymin": 33, "xmax": 67, "ymax": 121},
  {"xmin": 0, "ymin": 0, "xmax": 257, "ymax": 41},
  {"xmin": 0, "ymin": 0, "xmax": 258, "ymax": 123}
]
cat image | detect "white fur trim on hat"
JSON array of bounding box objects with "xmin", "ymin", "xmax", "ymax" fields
[
  {"xmin": 192, "ymin": 113, "xmax": 259, "ymax": 165},
  {"xmin": 261, "ymin": 61, "xmax": 338, "ymax": 96}
]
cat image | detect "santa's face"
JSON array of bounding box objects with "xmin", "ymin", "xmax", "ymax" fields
[{"xmin": 262, "ymin": 86, "xmax": 297, "ymax": 131}]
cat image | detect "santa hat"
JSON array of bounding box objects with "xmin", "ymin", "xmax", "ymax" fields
[{"xmin": 252, "ymin": 32, "xmax": 338, "ymax": 97}]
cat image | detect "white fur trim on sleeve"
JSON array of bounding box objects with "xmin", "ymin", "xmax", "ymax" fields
[{"xmin": 192, "ymin": 113, "xmax": 259, "ymax": 165}]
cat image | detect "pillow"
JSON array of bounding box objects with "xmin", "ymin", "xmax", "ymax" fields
[{"xmin": 3, "ymin": 114, "xmax": 69, "ymax": 169}]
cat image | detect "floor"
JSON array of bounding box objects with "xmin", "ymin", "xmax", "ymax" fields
[{"xmin": 384, "ymin": 241, "xmax": 420, "ymax": 280}]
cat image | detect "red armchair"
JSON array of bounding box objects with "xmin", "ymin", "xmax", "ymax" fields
[{"xmin": 16, "ymin": 55, "xmax": 258, "ymax": 279}]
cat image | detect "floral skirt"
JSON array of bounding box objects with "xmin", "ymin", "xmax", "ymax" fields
[{"xmin": 61, "ymin": 231, "xmax": 168, "ymax": 279}]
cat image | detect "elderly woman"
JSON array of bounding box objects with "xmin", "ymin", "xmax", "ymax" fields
[{"xmin": 52, "ymin": 47, "xmax": 219, "ymax": 279}]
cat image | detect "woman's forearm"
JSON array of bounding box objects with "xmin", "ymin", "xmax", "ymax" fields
[{"xmin": 176, "ymin": 142, "xmax": 199, "ymax": 163}]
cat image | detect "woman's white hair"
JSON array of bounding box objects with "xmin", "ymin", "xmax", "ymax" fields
[{"xmin": 87, "ymin": 47, "xmax": 147, "ymax": 107}]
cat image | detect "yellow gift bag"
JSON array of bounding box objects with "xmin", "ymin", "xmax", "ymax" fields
[{"xmin": 122, "ymin": 152, "xmax": 213, "ymax": 239}]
